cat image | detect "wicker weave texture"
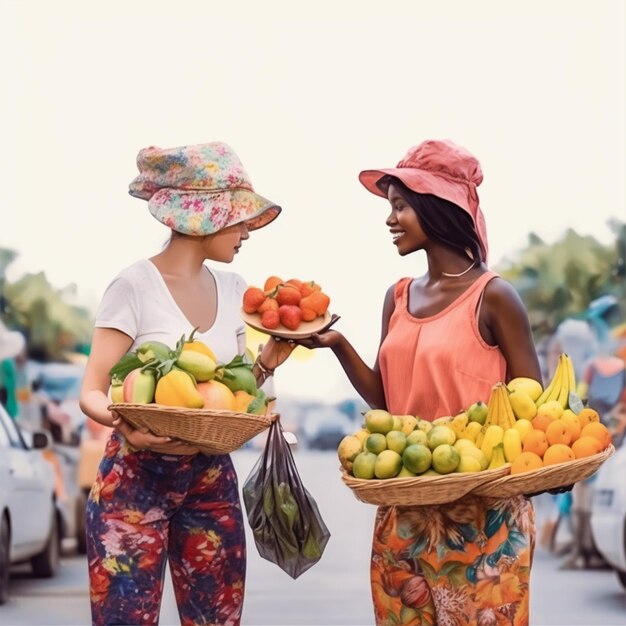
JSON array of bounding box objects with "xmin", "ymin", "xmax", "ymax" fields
[
  {"xmin": 473, "ymin": 444, "xmax": 615, "ymax": 498},
  {"xmin": 341, "ymin": 464, "xmax": 510, "ymax": 506},
  {"xmin": 109, "ymin": 403, "xmax": 275, "ymax": 454}
]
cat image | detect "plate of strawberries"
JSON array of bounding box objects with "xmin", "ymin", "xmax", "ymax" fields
[{"xmin": 241, "ymin": 276, "xmax": 337, "ymax": 339}]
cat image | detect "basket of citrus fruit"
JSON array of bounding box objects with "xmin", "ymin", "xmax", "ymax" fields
[
  {"xmin": 108, "ymin": 330, "xmax": 276, "ymax": 454},
  {"xmin": 338, "ymin": 354, "xmax": 616, "ymax": 505}
]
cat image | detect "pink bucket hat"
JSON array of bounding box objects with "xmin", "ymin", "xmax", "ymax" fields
[
  {"xmin": 129, "ymin": 142, "xmax": 281, "ymax": 236},
  {"xmin": 359, "ymin": 139, "xmax": 488, "ymax": 262}
]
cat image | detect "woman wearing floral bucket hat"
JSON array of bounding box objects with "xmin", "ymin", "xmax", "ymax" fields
[
  {"xmin": 299, "ymin": 140, "xmax": 546, "ymax": 625},
  {"xmin": 80, "ymin": 141, "xmax": 293, "ymax": 626}
]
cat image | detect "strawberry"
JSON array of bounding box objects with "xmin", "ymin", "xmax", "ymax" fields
[
  {"xmin": 279, "ymin": 304, "xmax": 303, "ymax": 330},
  {"xmin": 243, "ymin": 286, "xmax": 265, "ymax": 313},
  {"xmin": 276, "ymin": 285, "xmax": 302, "ymax": 306},
  {"xmin": 258, "ymin": 297, "xmax": 279, "ymax": 314},
  {"xmin": 261, "ymin": 309, "xmax": 280, "ymax": 330}
]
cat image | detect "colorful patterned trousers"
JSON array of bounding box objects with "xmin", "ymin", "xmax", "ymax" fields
[
  {"xmin": 86, "ymin": 434, "xmax": 245, "ymax": 626},
  {"xmin": 371, "ymin": 495, "xmax": 535, "ymax": 626}
]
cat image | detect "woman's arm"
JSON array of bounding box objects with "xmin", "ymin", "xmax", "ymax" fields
[
  {"xmin": 80, "ymin": 327, "xmax": 196, "ymax": 453},
  {"xmin": 298, "ymin": 284, "xmax": 396, "ymax": 409},
  {"xmin": 482, "ymin": 278, "xmax": 542, "ymax": 383}
]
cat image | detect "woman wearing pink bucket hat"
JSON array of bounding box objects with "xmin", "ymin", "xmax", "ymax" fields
[
  {"xmin": 300, "ymin": 140, "xmax": 544, "ymax": 625},
  {"xmin": 80, "ymin": 142, "xmax": 293, "ymax": 626}
]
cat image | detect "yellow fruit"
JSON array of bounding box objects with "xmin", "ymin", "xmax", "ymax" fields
[
  {"xmin": 337, "ymin": 435, "xmax": 363, "ymax": 472},
  {"xmin": 399, "ymin": 415, "xmax": 418, "ymax": 435},
  {"xmin": 397, "ymin": 466, "xmax": 417, "ymax": 478},
  {"xmin": 406, "ymin": 430, "xmax": 428, "ymax": 446},
  {"xmin": 392, "ymin": 415, "xmax": 403, "ymax": 431},
  {"xmin": 503, "ymin": 428, "xmax": 522, "ymax": 462},
  {"xmin": 156, "ymin": 370, "xmax": 204, "ymax": 409},
  {"xmin": 537, "ymin": 400, "xmax": 564, "ymax": 421},
  {"xmin": 422, "ymin": 469, "xmax": 442, "ymax": 476},
  {"xmin": 451, "ymin": 413, "xmax": 469, "ymax": 437},
  {"xmin": 432, "ymin": 415, "xmax": 454, "ymax": 426},
  {"xmin": 427, "ymin": 425, "xmax": 457, "ymax": 450},
  {"xmin": 459, "ymin": 446, "xmax": 488, "ymax": 470},
  {"xmin": 508, "ymin": 389, "xmax": 538, "ymax": 421},
  {"xmin": 402, "ymin": 444, "xmax": 432, "ymax": 474},
  {"xmin": 415, "ymin": 420, "xmax": 433, "ymax": 433},
  {"xmin": 487, "ymin": 443, "xmax": 507, "ymax": 469},
  {"xmin": 354, "ymin": 429, "xmax": 370, "ymax": 445},
  {"xmin": 431, "ymin": 444, "xmax": 460, "ymax": 474},
  {"xmin": 232, "ymin": 390, "xmax": 256, "ymax": 413},
  {"xmin": 365, "ymin": 433, "xmax": 387, "ymax": 454},
  {"xmin": 456, "ymin": 456, "xmax": 482, "ymax": 473},
  {"xmin": 461, "ymin": 422, "xmax": 482, "ymax": 442},
  {"xmin": 352, "ymin": 452, "xmax": 377, "ymax": 479},
  {"xmin": 512, "ymin": 418, "xmax": 533, "ymax": 442},
  {"xmin": 507, "ymin": 377, "xmax": 543, "ymax": 402},
  {"xmin": 364, "ymin": 409, "xmax": 394, "ymax": 435},
  {"xmin": 480, "ymin": 424, "xmax": 504, "ymax": 463},
  {"xmin": 467, "ymin": 401, "xmax": 489, "ymax": 425},
  {"xmin": 453, "ymin": 438, "xmax": 476, "ymax": 452},
  {"xmin": 374, "ymin": 450, "xmax": 403, "ymax": 479},
  {"xmin": 386, "ymin": 431, "xmax": 408, "ymax": 455}
]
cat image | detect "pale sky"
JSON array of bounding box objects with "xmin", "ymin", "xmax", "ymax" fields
[{"xmin": 1, "ymin": 0, "xmax": 624, "ymax": 403}]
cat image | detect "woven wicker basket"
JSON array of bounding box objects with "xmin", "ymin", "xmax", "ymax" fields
[
  {"xmin": 473, "ymin": 444, "xmax": 615, "ymax": 498},
  {"xmin": 341, "ymin": 464, "xmax": 511, "ymax": 506},
  {"xmin": 109, "ymin": 403, "xmax": 276, "ymax": 454}
]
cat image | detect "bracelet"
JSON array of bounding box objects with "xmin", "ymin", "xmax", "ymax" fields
[{"xmin": 254, "ymin": 356, "xmax": 275, "ymax": 378}]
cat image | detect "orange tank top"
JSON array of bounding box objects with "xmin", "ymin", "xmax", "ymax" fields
[{"xmin": 379, "ymin": 271, "xmax": 506, "ymax": 420}]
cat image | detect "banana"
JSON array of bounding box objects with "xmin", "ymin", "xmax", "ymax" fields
[
  {"xmin": 481, "ymin": 424, "xmax": 504, "ymax": 464},
  {"xmin": 564, "ymin": 353, "xmax": 576, "ymax": 408},
  {"xmin": 535, "ymin": 357, "xmax": 563, "ymax": 406},
  {"xmin": 503, "ymin": 428, "xmax": 522, "ymax": 462},
  {"xmin": 545, "ymin": 359, "xmax": 565, "ymax": 404},
  {"xmin": 487, "ymin": 442, "xmax": 507, "ymax": 470},
  {"xmin": 485, "ymin": 383, "xmax": 502, "ymax": 428},
  {"xmin": 500, "ymin": 387, "xmax": 517, "ymax": 430}
]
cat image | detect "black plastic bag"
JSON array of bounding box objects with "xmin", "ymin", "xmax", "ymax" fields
[{"xmin": 242, "ymin": 419, "xmax": 330, "ymax": 579}]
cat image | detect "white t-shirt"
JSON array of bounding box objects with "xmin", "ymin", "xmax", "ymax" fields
[{"xmin": 95, "ymin": 259, "xmax": 247, "ymax": 363}]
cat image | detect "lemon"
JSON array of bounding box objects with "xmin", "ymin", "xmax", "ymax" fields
[
  {"xmin": 374, "ymin": 450, "xmax": 403, "ymax": 479},
  {"xmin": 364, "ymin": 409, "xmax": 394, "ymax": 435},
  {"xmin": 352, "ymin": 452, "xmax": 377, "ymax": 479},
  {"xmin": 456, "ymin": 456, "xmax": 482, "ymax": 473},
  {"xmin": 365, "ymin": 433, "xmax": 387, "ymax": 454},
  {"xmin": 402, "ymin": 444, "xmax": 432, "ymax": 474},
  {"xmin": 427, "ymin": 425, "xmax": 457, "ymax": 450},
  {"xmin": 407, "ymin": 430, "xmax": 428, "ymax": 446},
  {"xmin": 431, "ymin": 444, "xmax": 460, "ymax": 474},
  {"xmin": 386, "ymin": 430, "xmax": 407, "ymax": 455}
]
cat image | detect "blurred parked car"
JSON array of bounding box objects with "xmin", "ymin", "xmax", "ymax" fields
[
  {"xmin": 590, "ymin": 441, "xmax": 626, "ymax": 590},
  {"xmin": 302, "ymin": 407, "xmax": 355, "ymax": 450},
  {"xmin": 0, "ymin": 404, "xmax": 62, "ymax": 604}
]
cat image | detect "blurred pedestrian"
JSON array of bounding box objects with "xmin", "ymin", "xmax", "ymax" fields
[{"xmin": 0, "ymin": 320, "xmax": 26, "ymax": 419}]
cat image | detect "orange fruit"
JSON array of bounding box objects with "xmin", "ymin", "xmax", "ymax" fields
[
  {"xmin": 511, "ymin": 451, "xmax": 543, "ymax": 474},
  {"xmin": 263, "ymin": 275, "xmax": 284, "ymax": 294},
  {"xmin": 543, "ymin": 443, "xmax": 576, "ymax": 466},
  {"xmin": 522, "ymin": 430, "xmax": 549, "ymax": 458},
  {"xmin": 571, "ymin": 436, "xmax": 603, "ymax": 459},
  {"xmin": 545, "ymin": 420, "xmax": 572, "ymax": 446},
  {"xmin": 560, "ymin": 410, "xmax": 582, "ymax": 443},
  {"xmin": 580, "ymin": 422, "xmax": 611, "ymax": 450},
  {"xmin": 577, "ymin": 408, "xmax": 600, "ymax": 429},
  {"xmin": 531, "ymin": 413, "xmax": 556, "ymax": 433}
]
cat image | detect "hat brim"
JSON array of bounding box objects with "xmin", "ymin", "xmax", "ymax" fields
[
  {"xmin": 147, "ymin": 188, "xmax": 281, "ymax": 236},
  {"xmin": 359, "ymin": 168, "xmax": 473, "ymax": 217}
]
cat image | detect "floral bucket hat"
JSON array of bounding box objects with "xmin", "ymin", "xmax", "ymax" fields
[
  {"xmin": 129, "ymin": 142, "xmax": 281, "ymax": 236},
  {"xmin": 359, "ymin": 139, "xmax": 488, "ymax": 262}
]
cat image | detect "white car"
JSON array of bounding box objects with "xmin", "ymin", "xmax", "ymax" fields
[
  {"xmin": 590, "ymin": 441, "xmax": 626, "ymax": 590},
  {"xmin": 0, "ymin": 404, "xmax": 61, "ymax": 604}
]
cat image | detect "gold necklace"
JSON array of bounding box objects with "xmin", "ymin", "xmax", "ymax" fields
[{"xmin": 441, "ymin": 261, "xmax": 476, "ymax": 278}]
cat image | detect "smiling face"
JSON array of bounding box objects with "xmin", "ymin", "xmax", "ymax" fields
[
  {"xmin": 386, "ymin": 184, "xmax": 427, "ymax": 255},
  {"xmin": 203, "ymin": 221, "xmax": 250, "ymax": 262}
]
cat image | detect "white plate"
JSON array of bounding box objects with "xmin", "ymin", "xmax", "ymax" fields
[{"xmin": 241, "ymin": 309, "xmax": 337, "ymax": 340}]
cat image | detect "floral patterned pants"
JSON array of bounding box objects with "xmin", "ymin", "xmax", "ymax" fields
[
  {"xmin": 86, "ymin": 434, "xmax": 245, "ymax": 626},
  {"xmin": 371, "ymin": 495, "xmax": 535, "ymax": 626}
]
